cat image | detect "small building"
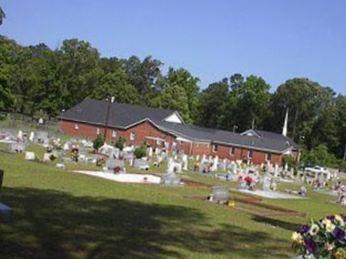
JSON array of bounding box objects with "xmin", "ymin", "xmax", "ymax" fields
[{"xmin": 59, "ymin": 99, "xmax": 299, "ymax": 165}]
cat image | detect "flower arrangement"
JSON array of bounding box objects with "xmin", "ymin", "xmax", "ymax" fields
[{"xmin": 292, "ymin": 214, "xmax": 346, "ymax": 259}]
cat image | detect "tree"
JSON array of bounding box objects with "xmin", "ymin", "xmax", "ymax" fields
[
  {"xmin": 229, "ymin": 73, "xmax": 244, "ymax": 91},
  {"xmin": 57, "ymin": 39, "xmax": 102, "ymax": 108},
  {"xmin": 227, "ymin": 75, "xmax": 270, "ymax": 131},
  {"xmin": 91, "ymin": 69, "xmax": 140, "ymax": 104},
  {"xmin": 151, "ymin": 85, "xmax": 190, "ymax": 122},
  {"xmin": 114, "ymin": 136, "xmax": 126, "ymax": 151},
  {"xmin": 300, "ymin": 144, "xmax": 339, "ymax": 168},
  {"xmin": 269, "ymin": 78, "xmax": 334, "ymax": 142},
  {"xmin": 93, "ymin": 134, "xmax": 105, "ymax": 151},
  {"xmin": 0, "ymin": 6, "xmax": 5, "ymax": 25},
  {"xmin": 123, "ymin": 56, "xmax": 162, "ymax": 103},
  {"xmin": 197, "ymin": 79, "xmax": 229, "ymax": 128},
  {"xmin": 335, "ymin": 95, "xmax": 346, "ymax": 158},
  {"xmin": 155, "ymin": 67, "xmax": 200, "ymax": 122},
  {"xmin": 0, "ymin": 68, "xmax": 14, "ymax": 111},
  {"xmin": 134, "ymin": 145, "xmax": 147, "ymax": 159}
]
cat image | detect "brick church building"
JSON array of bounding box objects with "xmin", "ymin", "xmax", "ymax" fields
[{"xmin": 58, "ymin": 99, "xmax": 299, "ymax": 165}]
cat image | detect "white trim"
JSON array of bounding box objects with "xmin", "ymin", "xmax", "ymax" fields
[
  {"xmin": 176, "ymin": 137, "xmax": 193, "ymax": 143},
  {"xmin": 241, "ymin": 129, "xmax": 261, "ymax": 138},
  {"xmin": 145, "ymin": 136, "xmax": 166, "ymax": 142},
  {"xmin": 163, "ymin": 111, "xmax": 185, "ymax": 124}
]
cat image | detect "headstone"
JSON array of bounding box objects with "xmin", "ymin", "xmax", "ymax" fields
[
  {"xmin": 9, "ymin": 142, "xmax": 25, "ymax": 153},
  {"xmin": 263, "ymin": 175, "xmax": 272, "ymax": 191},
  {"xmin": 182, "ymin": 154, "xmax": 188, "ymax": 171},
  {"xmin": 0, "ymin": 202, "xmax": 12, "ymax": 222},
  {"xmin": 133, "ymin": 159, "xmax": 149, "ymax": 170},
  {"xmin": 148, "ymin": 147, "xmax": 153, "ymax": 157},
  {"xmin": 43, "ymin": 153, "xmax": 52, "ymax": 162},
  {"xmin": 36, "ymin": 131, "xmax": 49, "ymax": 144},
  {"xmin": 167, "ymin": 157, "xmax": 174, "ymax": 173},
  {"xmin": 63, "ymin": 142, "xmax": 70, "ymax": 151},
  {"xmin": 17, "ymin": 130, "xmax": 23, "ymax": 141},
  {"xmin": 274, "ymin": 164, "xmax": 279, "ymax": 177},
  {"xmin": 25, "ymin": 152, "xmax": 35, "ymax": 161},
  {"xmin": 162, "ymin": 172, "xmax": 181, "ymax": 186},
  {"xmin": 211, "ymin": 156, "xmax": 218, "ymax": 171},
  {"xmin": 210, "ymin": 186, "xmax": 229, "ymax": 204},
  {"xmin": 29, "ymin": 131, "xmax": 35, "ymax": 142},
  {"xmin": 0, "ymin": 169, "xmax": 3, "ymax": 190},
  {"xmin": 56, "ymin": 163, "xmax": 65, "ymax": 170}
]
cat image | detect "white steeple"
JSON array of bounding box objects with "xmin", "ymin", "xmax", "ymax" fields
[{"xmin": 282, "ymin": 108, "xmax": 288, "ymax": 136}]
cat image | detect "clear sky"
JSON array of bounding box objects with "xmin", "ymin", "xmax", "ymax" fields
[{"xmin": 1, "ymin": 0, "xmax": 345, "ymax": 93}]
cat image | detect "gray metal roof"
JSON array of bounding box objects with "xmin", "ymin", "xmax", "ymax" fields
[{"xmin": 60, "ymin": 99, "xmax": 176, "ymax": 128}]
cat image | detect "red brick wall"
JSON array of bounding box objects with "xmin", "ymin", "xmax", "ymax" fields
[
  {"xmin": 212, "ymin": 143, "xmax": 284, "ymax": 165},
  {"xmin": 59, "ymin": 119, "xmax": 287, "ymax": 165},
  {"xmin": 59, "ymin": 119, "xmax": 176, "ymax": 149},
  {"xmin": 191, "ymin": 143, "xmax": 212, "ymax": 156}
]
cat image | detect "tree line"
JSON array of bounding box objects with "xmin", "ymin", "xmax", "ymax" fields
[{"xmin": 0, "ymin": 35, "xmax": 345, "ymax": 165}]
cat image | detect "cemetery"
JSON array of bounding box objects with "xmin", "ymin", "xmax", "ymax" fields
[{"xmin": 0, "ymin": 121, "xmax": 345, "ymax": 259}]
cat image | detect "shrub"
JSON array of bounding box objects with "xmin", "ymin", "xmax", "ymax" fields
[
  {"xmin": 134, "ymin": 145, "xmax": 146, "ymax": 159},
  {"xmin": 114, "ymin": 137, "xmax": 126, "ymax": 151},
  {"xmin": 93, "ymin": 135, "xmax": 105, "ymax": 150}
]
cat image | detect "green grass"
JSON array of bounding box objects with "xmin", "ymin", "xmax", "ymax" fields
[{"xmin": 0, "ymin": 147, "xmax": 345, "ymax": 258}]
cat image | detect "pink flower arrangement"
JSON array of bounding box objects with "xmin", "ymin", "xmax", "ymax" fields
[{"xmin": 292, "ymin": 214, "xmax": 346, "ymax": 258}]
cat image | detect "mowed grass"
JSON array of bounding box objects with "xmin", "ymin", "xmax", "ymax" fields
[{"xmin": 0, "ymin": 147, "xmax": 345, "ymax": 258}]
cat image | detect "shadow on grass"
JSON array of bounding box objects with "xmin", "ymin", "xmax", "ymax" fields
[
  {"xmin": 252, "ymin": 215, "xmax": 301, "ymax": 232},
  {"xmin": 1, "ymin": 187, "xmax": 291, "ymax": 258}
]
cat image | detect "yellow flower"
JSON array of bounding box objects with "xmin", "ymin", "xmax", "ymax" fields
[
  {"xmin": 334, "ymin": 248, "xmax": 346, "ymax": 259},
  {"xmin": 291, "ymin": 232, "xmax": 303, "ymax": 243},
  {"xmin": 309, "ymin": 224, "xmax": 320, "ymax": 236},
  {"xmin": 322, "ymin": 219, "xmax": 336, "ymax": 232},
  {"xmin": 335, "ymin": 215, "xmax": 345, "ymax": 227}
]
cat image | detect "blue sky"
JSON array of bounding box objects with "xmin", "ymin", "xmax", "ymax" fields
[{"xmin": 1, "ymin": 0, "xmax": 345, "ymax": 93}]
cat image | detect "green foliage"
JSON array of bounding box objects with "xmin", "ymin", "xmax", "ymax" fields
[
  {"xmin": 93, "ymin": 134, "xmax": 105, "ymax": 150},
  {"xmin": 282, "ymin": 155, "xmax": 297, "ymax": 169},
  {"xmin": 134, "ymin": 145, "xmax": 147, "ymax": 159},
  {"xmin": 229, "ymin": 75, "xmax": 271, "ymax": 131},
  {"xmin": 114, "ymin": 136, "xmax": 126, "ymax": 151},
  {"xmin": 300, "ymin": 144, "xmax": 340, "ymax": 168},
  {"xmin": 91, "ymin": 70, "xmax": 140, "ymax": 104},
  {"xmin": 151, "ymin": 85, "xmax": 190, "ymax": 122},
  {"xmin": 197, "ymin": 79, "xmax": 229, "ymax": 128}
]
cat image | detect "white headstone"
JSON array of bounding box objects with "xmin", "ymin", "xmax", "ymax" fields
[
  {"xmin": 148, "ymin": 147, "xmax": 153, "ymax": 157},
  {"xmin": 56, "ymin": 163, "xmax": 65, "ymax": 170},
  {"xmin": 167, "ymin": 157, "xmax": 174, "ymax": 174},
  {"xmin": 211, "ymin": 156, "xmax": 218, "ymax": 171},
  {"xmin": 182, "ymin": 154, "xmax": 188, "ymax": 171},
  {"xmin": 274, "ymin": 164, "xmax": 279, "ymax": 177},
  {"xmin": 43, "ymin": 153, "xmax": 51, "ymax": 162},
  {"xmin": 25, "ymin": 151, "xmax": 35, "ymax": 161},
  {"xmin": 29, "ymin": 131, "xmax": 35, "ymax": 142},
  {"xmin": 17, "ymin": 130, "xmax": 23, "ymax": 141}
]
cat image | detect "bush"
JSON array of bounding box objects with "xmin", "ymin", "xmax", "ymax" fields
[
  {"xmin": 300, "ymin": 144, "xmax": 340, "ymax": 168},
  {"xmin": 114, "ymin": 137, "xmax": 126, "ymax": 151},
  {"xmin": 283, "ymin": 155, "xmax": 297, "ymax": 169},
  {"xmin": 93, "ymin": 135, "xmax": 105, "ymax": 150},
  {"xmin": 134, "ymin": 145, "xmax": 146, "ymax": 159}
]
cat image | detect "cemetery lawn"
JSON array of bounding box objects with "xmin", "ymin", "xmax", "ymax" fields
[{"xmin": 0, "ymin": 150, "xmax": 345, "ymax": 258}]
